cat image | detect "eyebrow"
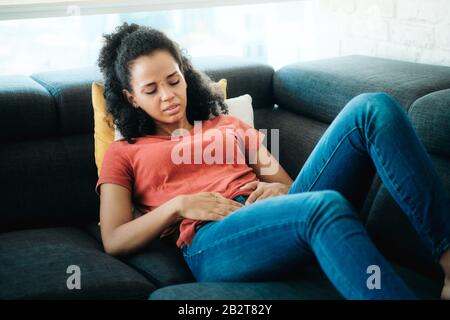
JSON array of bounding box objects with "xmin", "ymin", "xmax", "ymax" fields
[{"xmin": 141, "ymin": 71, "xmax": 178, "ymax": 88}]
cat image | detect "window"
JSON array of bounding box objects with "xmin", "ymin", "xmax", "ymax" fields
[{"xmin": 0, "ymin": 0, "xmax": 313, "ymax": 75}]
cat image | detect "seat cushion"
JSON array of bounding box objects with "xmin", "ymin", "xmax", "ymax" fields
[
  {"xmin": 85, "ymin": 223, "xmax": 195, "ymax": 288},
  {"xmin": 149, "ymin": 264, "xmax": 343, "ymax": 300},
  {"xmin": 124, "ymin": 240, "xmax": 196, "ymax": 288},
  {"xmin": 0, "ymin": 227, "xmax": 155, "ymax": 299},
  {"xmin": 149, "ymin": 263, "xmax": 442, "ymax": 300}
]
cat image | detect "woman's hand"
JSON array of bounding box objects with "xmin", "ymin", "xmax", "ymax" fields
[
  {"xmin": 174, "ymin": 192, "xmax": 244, "ymax": 221},
  {"xmin": 240, "ymin": 181, "xmax": 290, "ymax": 205}
]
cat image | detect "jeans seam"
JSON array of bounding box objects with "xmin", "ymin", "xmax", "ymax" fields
[
  {"xmin": 367, "ymin": 134, "xmax": 426, "ymax": 229},
  {"xmin": 306, "ymin": 127, "xmax": 362, "ymax": 192}
]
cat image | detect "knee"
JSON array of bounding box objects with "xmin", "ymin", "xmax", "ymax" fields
[
  {"xmin": 298, "ymin": 190, "xmax": 358, "ymax": 242},
  {"xmin": 357, "ymin": 92, "xmax": 401, "ymax": 112},
  {"xmin": 313, "ymin": 190, "xmax": 351, "ymax": 211},
  {"xmin": 305, "ymin": 190, "xmax": 355, "ymax": 226},
  {"xmin": 346, "ymin": 92, "xmax": 405, "ymax": 124}
]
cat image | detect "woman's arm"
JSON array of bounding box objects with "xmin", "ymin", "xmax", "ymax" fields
[
  {"xmin": 99, "ymin": 184, "xmax": 243, "ymax": 256},
  {"xmin": 248, "ymin": 144, "xmax": 293, "ymax": 185},
  {"xmin": 99, "ymin": 183, "xmax": 180, "ymax": 256},
  {"xmin": 241, "ymin": 144, "xmax": 294, "ymax": 205}
]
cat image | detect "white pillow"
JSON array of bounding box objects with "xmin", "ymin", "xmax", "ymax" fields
[
  {"xmin": 114, "ymin": 94, "xmax": 255, "ymax": 140},
  {"xmin": 224, "ymin": 94, "xmax": 254, "ymax": 127},
  {"xmin": 114, "ymin": 125, "xmax": 124, "ymax": 141}
]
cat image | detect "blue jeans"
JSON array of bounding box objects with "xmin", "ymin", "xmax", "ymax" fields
[{"xmin": 181, "ymin": 93, "xmax": 450, "ymax": 300}]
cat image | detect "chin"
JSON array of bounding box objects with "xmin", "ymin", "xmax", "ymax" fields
[{"xmin": 162, "ymin": 110, "xmax": 185, "ymax": 122}]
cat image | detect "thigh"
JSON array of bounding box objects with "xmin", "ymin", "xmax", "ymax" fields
[
  {"xmin": 289, "ymin": 103, "xmax": 376, "ymax": 211},
  {"xmin": 182, "ymin": 192, "xmax": 324, "ymax": 282}
]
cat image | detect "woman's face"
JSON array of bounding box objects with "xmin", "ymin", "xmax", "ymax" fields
[{"xmin": 123, "ymin": 50, "xmax": 189, "ymax": 133}]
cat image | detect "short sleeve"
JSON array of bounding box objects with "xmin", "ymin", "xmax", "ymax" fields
[
  {"xmin": 95, "ymin": 143, "xmax": 134, "ymax": 196},
  {"xmin": 226, "ymin": 115, "xmax": 266, "ymax": 161}
]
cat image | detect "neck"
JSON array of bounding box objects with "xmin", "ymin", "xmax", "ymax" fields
[{"xmin": 155, "ymin": 117, "xmax": 193, "ymax": 136}]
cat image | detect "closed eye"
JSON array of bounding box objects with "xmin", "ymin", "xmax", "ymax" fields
[{"xmin": 145, "ymin": 80, "xmax": 180, "ymax": 95}]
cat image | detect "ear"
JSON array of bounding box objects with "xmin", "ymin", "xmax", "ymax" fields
[{"xmin": 122, "ymin": 89, "xmax": 137, "ymax": 107}]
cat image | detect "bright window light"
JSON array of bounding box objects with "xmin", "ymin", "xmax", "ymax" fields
[{"xmin": 0, "ymin": 0, "xmax": 314, "ymax": 76}]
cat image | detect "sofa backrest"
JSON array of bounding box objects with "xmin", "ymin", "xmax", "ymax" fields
[
  {"xmin": 0, "ymin": 56, "xmax": 274, "ymax": 233},
  {"xmin": 269, "ymin": 55, "xmax": 450, "ymax": 280}
]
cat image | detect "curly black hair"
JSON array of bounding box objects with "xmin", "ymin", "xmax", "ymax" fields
[{"xmin": 97, "ymin": 22, "xmax": 228, "ymax": 144}]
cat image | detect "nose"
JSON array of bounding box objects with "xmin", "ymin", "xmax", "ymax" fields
[{"xmin": 159, "ymin": 83, "xmax": 175, "ymax": 101}]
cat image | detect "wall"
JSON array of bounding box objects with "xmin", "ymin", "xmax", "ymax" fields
[{"xmin": 307, "ymin": 0, "xmax": 450, "ymax": 66}]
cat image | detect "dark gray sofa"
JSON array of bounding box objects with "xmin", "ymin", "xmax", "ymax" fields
[{"xmin": 0, "ymin": 55, "xmax": 449, "ymax": 300}]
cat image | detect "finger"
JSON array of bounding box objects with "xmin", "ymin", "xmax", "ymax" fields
[
  {"xmin": 239, "ymin": 181, "xmax": 259, "ymax": 190},
  {"xmin": 212, "ymin": 207, "xmax": 232, "ymax": 218},
  {"xmin": 226, "ymin": 204, "xmax": 242, "ymax": 213},
  {"xmin": 207, "ymin": 213, "xmax": 225, "ymax": 221},
  {"xmin": 229, "ymin": 200, "xmax": 244, "ymax": 207},
  {"xmin": 255, "ymin": 190, "xmax": 273, "ymax": 202},
  {"xmin": 218, "ymin": 204, "xmax": 240, "ymax": 214},
  {"xmin": 245, "ymin": 189, "xmax": 264, "ymax": 205},
  {"xmin": 224, "ymin": 203, "xmax": 243, "ymax": 211},
  {"xmin": 208, "ymin": 208, "xmax": 228, "ymax": 217},
  {"xmin": 215, "ymin": 196, "xmax": 244, "ymax": 207}
]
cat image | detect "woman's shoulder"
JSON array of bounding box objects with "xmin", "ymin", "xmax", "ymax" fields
[
  {"xmin": 107, "ymin": 139, "xmax": 129, "ymax": 150},
  {"xmin": 207, "ymin": 113, "xmax": 241, "ymax": 127},
  {"xmin": 103, "ymin": 139, "xmax": 136, "ymax": 160},
  {"xmin": 205, "ymin": 114, "xmax": 253, "ymax": 132}
]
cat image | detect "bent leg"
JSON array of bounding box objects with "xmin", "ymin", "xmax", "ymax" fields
[
  {"xmin": 289, "ymin": 92, "xmax": 450, "ymax": 260},
  {"xmin": 183, "ymin": 191, "xmax": 415, "ymax": 299}
]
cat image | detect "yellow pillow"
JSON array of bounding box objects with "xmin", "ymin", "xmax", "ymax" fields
[
  {"xmin": 211, "ymin": 78, "xmax": 227, "ymax": 99},
  {"xmin": 92, "ymin": 79, "xmax": 227, "ymax": 176}
]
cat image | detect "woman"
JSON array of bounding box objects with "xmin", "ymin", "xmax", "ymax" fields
[{"xmin": 96, "ymin": 23, "xmax": 450, "ymax": 300}]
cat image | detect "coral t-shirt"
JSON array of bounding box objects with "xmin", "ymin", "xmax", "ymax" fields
[{"xmin": 95, "ymin": 114, "xmax": 265, "ymax": 249}]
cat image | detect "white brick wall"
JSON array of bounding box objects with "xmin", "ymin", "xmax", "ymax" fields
[
  {"xmin": 355, "ymin": 0, "xmax": 395, "ymax": 18},
  {"xmin": 390, "ymin": 21, "xmax": 434, "ymax": 48},
  {"xmin": 311, "ymin": 0, "xmax": 450, "ymax": 66}
]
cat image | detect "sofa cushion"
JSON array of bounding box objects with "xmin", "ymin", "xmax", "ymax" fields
[
  {"xmin": 123, "ymin": 240, "xmax": 196, "ymax": 288},
  {"xmin": 0, "ymin": 134, "xmax": 99, "ymax": 232},
  {"xmin": 31, "ymin": 67, "xmax": 103, "ymax": 136},
  {"xmin": 0, "ymin": 227, "xmax": 155, "ymax": 299},
  {"xmin": 273, "ymin": 55, "xmax": 450, "ymax": 123},
  {"xmin": 191, "ymin": 56, "xmax": 274, "ymax": 111},
  {"xmin": 85, "ymin": 223, "xmax": 195, "ymax": 288},
  {"xmin": 149, "ymin": 263, "xmax": 442, "ymax": 300},
  {"xmin": 0, "ymin": 75, "xmax": 57, "ymax": 142},
  {"xmin": 149, "ymin": 264, "xmax": 343, "ymax": 300},
  {"xmin": 409, "ymin": 89, "xmax": 450, "ymax": 159},
  {"xmin": 254, "ymin": 107, "xmax": 327, "ymax": 180}
]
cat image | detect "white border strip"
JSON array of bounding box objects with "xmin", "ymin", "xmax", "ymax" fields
[{"xmin": 0, "ymin": 0, "xmax": 303, "ymax": 20}]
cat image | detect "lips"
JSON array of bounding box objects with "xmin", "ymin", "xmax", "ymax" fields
[
  {"xmin": 162, "ymin": 104, "xmax": 180, "ymax": 115},
  {"xmin": 163, "ymin": 104, "xmax": 179, "ymax": 112}
]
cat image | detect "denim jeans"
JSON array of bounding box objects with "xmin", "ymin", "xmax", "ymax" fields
[{"xmin": 181, "ymin": 93, "xmax": 450, "ymax": 300}]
